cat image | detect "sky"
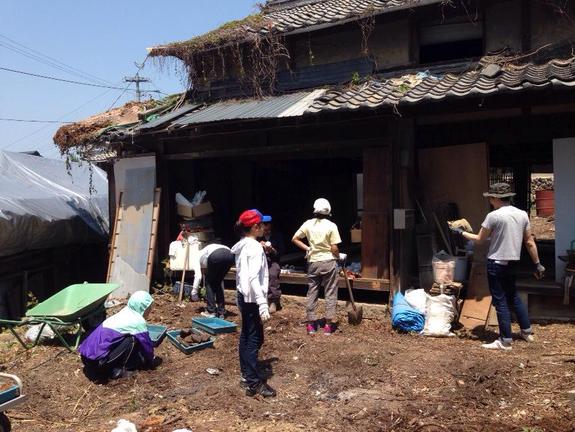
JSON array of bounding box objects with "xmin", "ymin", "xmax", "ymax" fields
[{"xmin": 0, "ymin": 1, "xmax": 257, "ymax": 158}]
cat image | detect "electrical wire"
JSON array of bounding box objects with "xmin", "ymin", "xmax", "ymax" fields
[
  {"xmin": 0, "ymin": 33, "xmax": 111, "ymax": 86},
  {"xmin": 0, "ymin": 66, "xmax": 163, "ymax": 93},
  {"xmin": 0, "ymin": 118, "xmax": 73, "ymax": 123}
]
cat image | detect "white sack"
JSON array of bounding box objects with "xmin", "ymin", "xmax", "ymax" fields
[{"xmin": 421, "ymin": 294, "xmax": 457, "ymax": 337}]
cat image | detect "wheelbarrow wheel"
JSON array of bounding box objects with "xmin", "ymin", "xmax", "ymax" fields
[{"xmin": 0, "ymin": 412, "xmax": 11, "ymax": 432}]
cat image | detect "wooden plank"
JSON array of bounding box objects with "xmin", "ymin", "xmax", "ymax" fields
[
  {"xmin": 146, "ymin": 188, "xmax": 161, "ymax": 281},
  {"xmin": 106, "ymin": 191, "xmax": 123, "ymax": 283},
  {"xmin": 362, "ymin": 147, "xmax": 391, "ymax": 279},
  {"xmin": 458, "ymin": 257, "xmax": 493, "ymax": 329},
  {"xmin": 418, "ymin": 143, "xmax": 490, "ymax": 234}
]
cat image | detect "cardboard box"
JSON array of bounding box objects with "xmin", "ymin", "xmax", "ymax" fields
[
  {"xmin": 351, "ymin": 228, "xmax": 362, "ymax": 243},
  {"xmin": 177, "ymin": 201, "xmax": 214, "ymax": 219}
]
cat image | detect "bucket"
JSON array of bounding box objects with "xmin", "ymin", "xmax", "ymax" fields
[
  {"xmin": 454, "ymin": 257, "xmax": 468, "ymax": 282},
  {"xmin": 535, "ymin": 190, "xmax": 554, "ymax": 217}
]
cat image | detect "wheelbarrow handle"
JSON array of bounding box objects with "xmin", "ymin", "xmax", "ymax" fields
[{"xmin": 0, "ymin": 373, "xmax": 23, "ymax": 391}]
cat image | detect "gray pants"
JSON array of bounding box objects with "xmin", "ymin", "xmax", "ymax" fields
[{"xmin": 306, "ymin": 260, "xmax": 338, "ymax": 321}]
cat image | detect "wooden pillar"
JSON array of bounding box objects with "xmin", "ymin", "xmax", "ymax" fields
[
  {"xmin": 156, "ymin": 146, "xmax": 171, "ymax": 274},
  {"xmin": 361, "ymin": 146, "xmax": 391, "ymax": 280}
]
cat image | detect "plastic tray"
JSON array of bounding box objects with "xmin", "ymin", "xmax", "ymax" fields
[
  {"xmin": 0, "ymin": 384, "xmax": 19, "ymax": 406},
  {"xmin": 147, "ymin": 324, "xmax": 168, "ymax": 347},
  {"xmin": 167, "ymin": 329, "xmax": 215, "ymax": 354},
  {"xmin": 191, "ymin": 316, "xmax": 237, "ymax": 335}
]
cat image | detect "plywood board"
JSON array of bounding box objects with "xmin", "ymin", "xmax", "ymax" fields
[
  {"xmin": 458, "ymin": 260, "xmax": 490, "ymax": 328},
  {"xmin": 108, "ymin": 157, "xmax": 157, "ymax": 298},
  {"xmin": 418, "ymin": 143, "xmax": 490, "ymax": 234}
]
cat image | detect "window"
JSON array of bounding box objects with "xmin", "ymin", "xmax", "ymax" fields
[{"xmin": 419, "ymin": 17, "xmax": 483, "ymax": 64}]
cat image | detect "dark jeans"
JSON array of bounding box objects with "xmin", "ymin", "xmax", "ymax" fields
[
  {"xmin": 206, "ymin": 249, "xmax": 235, "ymax": 316},
  {"xmin": 237, "ymin": 292, "xmax": 264, "ymax": 389},
  {"xmin": 81, "ymin": 335, "xmax": 145, "ymax": 381},
  {"xmin": 268, "ymin": 261, "xmax": 281, "ymax": 301},
  {"xmin": 487, "ymin": 260, "xmax": 531, "ymax": 342}
]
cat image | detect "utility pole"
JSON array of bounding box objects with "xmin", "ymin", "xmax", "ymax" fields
[{"xmin": 123, "ymin": 72, "xmax": 150, "ymax": 102}]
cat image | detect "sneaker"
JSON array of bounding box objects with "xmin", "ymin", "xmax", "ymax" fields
[
  {"xmin": 306, "ymin": 322, "xmax": 317, "ymax": 335},
  {"xmin": 323, "ymin": 323, "xmax": 335, "ymax": 336},
  {"xmin": 246, "ymin": 382, "xmax": 276, "ymax": 398},
  {"xmin": 239, "ymin": 376, "xmax": 248, "ymax": 390},
  {"xmin": 201, "ymin": 311, "xmax": 216, "ymax": 318},
  {"xmin": 191, "ymin": 294, "xmax": 200, "ymax": 302},
  {"xmin": 481, "ymin": 339, "xmax": 512, "ymax": 351},
  {"xmin": 520, "ymin": 331, "xmax": 535, "ymax": 343}
]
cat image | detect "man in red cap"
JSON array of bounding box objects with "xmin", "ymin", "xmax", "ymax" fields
[{"xmin": 231, "ymin": 209, "xmax": 276, "ymax": 398}]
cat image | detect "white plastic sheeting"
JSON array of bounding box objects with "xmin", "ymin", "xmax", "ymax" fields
[{"xmin": 0, "ymin": 151, "xmax": 108, "ymax": 257}]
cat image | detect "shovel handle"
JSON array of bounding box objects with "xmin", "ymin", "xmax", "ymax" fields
[
  {"xmin": 342, "ymin": 266, "xmax": 356, "ymax": 310},
  {"xmin": 178, "ymin": 242, "xmax": 190, "ymax": 303}
]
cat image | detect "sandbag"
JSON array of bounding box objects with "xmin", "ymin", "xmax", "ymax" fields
[
  {"xmin": 391, "ymin": 291, "xmax": 425, "ymax": 332},
  {"xmin": 404, "ymin": 288, "xmax": 427, "ymax": 315},
  {"xmin": 421, "ymin": 294, "xmax": 457, "ymax": 337}
]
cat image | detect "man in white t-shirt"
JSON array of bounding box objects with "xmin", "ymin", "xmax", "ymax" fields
[{"xmin": 451, "ymin": 183, "xmax": 545, "ymax": 351}]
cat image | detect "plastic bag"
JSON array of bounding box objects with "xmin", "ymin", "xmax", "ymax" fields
[
  {"xmin": 391, "ymin": 291, "xmax": 425, "ymax": 332},
  {"xmin": 111, "ymin": 419, "xmax": 137, "ymax": 432},
  {"xmin": 25, "ymin": 324, "xmax": 56, "ymax": 343},
  {"xmin": 404, "ymin": 289, "xmax": 427, "ymax": 315},
  {"xmin": 432, "ymin": 251, "xmax": 455, "ymax": 284},
  {"xmin": 421, "ymin": 294, "xmax": 457, "ymax": 337}
]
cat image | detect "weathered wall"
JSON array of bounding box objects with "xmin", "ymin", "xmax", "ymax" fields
[
  {"xmin": 531, "ymin": 1, "xmax": 575, "ymax": 49},
  {"xmin": 292, "ymin": 19, "xmax": 410, "ymax": 70},
  {"xmin": 368, "ymin": 19, "xmax": 411, "ymax": 70},
  {"xmin": 485, "ymin": 0, "xmax": 522, "ymax": 53}
]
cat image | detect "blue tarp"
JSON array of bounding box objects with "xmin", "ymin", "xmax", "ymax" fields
[{"xmin": 391, "ymin": 291, "xmax": 425, "ymax": 333}]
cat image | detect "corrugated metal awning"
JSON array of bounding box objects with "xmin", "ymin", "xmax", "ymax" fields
[
  {"xmin": 170, "ymin": 90, "xmax": 325, "ymax": 128},
  {"xmin": 135, "ymin": 103, "xmax": 201, "ymax": 131}
]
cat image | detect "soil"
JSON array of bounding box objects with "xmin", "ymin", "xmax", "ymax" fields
[
  {"xmin": 530, "ymin": 215, "xmax": 555, "ymax": 241},
  {"xmin": 1, "ymin": 292, "xmax": 575, "ymax": 432}
]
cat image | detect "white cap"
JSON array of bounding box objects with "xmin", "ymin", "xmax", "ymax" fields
[{"xmin": 313, "ymin": 198, "xmax": 331, "ymax": 216}]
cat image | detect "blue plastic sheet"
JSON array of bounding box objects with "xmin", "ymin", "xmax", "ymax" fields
[{"xmin": 391, "ymin": 291, "xmax": 425, "ymax": 332}]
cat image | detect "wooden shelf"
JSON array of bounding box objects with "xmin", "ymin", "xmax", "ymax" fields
[{"xmin": 225, "ymin": 269, "xmax": 389, "ymax": 292}]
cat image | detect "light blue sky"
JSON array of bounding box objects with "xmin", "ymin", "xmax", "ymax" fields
[{"xmin": 0, "ymin": 1, "xmax": 257, "ymax": 158}]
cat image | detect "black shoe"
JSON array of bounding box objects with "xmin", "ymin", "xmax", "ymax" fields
[
  {"xmin": 110, "ymin": 367, "xmax": 126, "ymax": 380},
  {"xmin": 239, "ymin": 376, "xmax": 249, "ymax": 390},
  {"xmin": 246, "ymin": 382, "xmax": 277, "ymax": 398}
]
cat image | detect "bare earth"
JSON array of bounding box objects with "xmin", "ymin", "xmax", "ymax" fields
[{"xmin": 1, "ymin": 292, "xmax": 574, "ymax": 432}]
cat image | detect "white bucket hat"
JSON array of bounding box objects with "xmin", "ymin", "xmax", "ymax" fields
[{"xmin": 313, "ymin": 198, "xmax": 332, "ymax": 216}]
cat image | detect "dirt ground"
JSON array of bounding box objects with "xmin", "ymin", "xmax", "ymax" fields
[{"xmin": 2, "ymin": 291, "xmax": 575, "ymax": 432}]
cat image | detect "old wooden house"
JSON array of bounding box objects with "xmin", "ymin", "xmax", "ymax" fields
[{"xmin": 56, "ymin": 0, "xmax": 575, "ymax": 319}]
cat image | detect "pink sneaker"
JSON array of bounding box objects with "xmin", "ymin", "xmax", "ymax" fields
[
  {"xmin": 323, "ymin": 323, "xmax": 335, "ymax": 336},
  {"xmin": 306, "ymin": 323, "xmax": 317, "ymax": 335}
]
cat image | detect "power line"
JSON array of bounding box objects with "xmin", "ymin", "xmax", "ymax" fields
[
  {"xmin": 0, "ymin": 66, "xmax": 163, "ymax": 93},
  {"xmin": 0, "ymin": 118, "xmax": 73, "ymax": 124},
  {"xmin": 0, "ymin": 33, "xmax": 111, "ymax": 86}
]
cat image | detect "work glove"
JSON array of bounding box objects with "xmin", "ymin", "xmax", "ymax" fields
[
  {"xmin": 305, "ymin": 248, "xmax": 312, "ymax": 260},
  {"xmin": 259, "ymin": 303, "xmax": 271, "ymax": 322},
  {"xmin": 338, "ymin": 253, "xmax": 347, "ymax": 264},
  {"xmin": 449, "ymin": 226, "xmax": 464, "ymax": 235},
  {"xmin": 534, "ymin": 262, "xmax": 546, "ymax": 280}
]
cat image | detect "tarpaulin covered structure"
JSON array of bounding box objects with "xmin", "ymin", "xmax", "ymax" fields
[{"xmin": 0, "ymin": 151, "xmax": 109, "ymax": 257}]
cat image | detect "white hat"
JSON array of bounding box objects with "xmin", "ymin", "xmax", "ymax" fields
[{"xmin": 313, "ymin": 198, "xmax": 331, "ymax": 216}]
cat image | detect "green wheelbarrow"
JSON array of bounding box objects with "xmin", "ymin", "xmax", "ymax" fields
[{"xmin": 0, "ymin": 282, "xmax": 119, "ymax": 352}]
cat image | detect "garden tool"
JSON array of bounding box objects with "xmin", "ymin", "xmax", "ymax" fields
[{"xmin": 342, "ymin": 259, "xmax": 363, "ymax": 325}]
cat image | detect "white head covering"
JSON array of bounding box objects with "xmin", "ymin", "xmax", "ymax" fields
[{"xmin": 313, "ymin": 198, "xmax": 331, "ymax": 216}]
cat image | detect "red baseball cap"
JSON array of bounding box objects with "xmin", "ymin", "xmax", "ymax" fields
[{"xmin": 238, "ymin": 209, "xmax": 262, "ymax": 227}]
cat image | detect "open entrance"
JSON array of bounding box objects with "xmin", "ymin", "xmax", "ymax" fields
[{"xmin": 162, "ymin": 145, "xmax": 391, "ymax": 297}]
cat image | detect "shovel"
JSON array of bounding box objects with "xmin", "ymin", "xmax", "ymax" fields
[{"xmin": 342, "ymin": 265, "xmax": 363, "ymax": 325}]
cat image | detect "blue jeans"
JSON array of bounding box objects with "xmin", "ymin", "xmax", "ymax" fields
[
  {"xmin": 237, "ymin": 292, "xmax": 264, "ymax": 388},
  {"xmin": 486, "ymin": 260, "xmax": 531, "ymax": 342}
]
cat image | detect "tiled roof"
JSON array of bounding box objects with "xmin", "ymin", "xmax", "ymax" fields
[
  {"xmin": 307, "ymin": 56, "xmax": 575, "ymax": 113},
  {"xmin": 265, "ymin": 0, "xmax": 438, "ymax": 33}
]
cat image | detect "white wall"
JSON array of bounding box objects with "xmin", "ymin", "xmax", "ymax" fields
[{"xmin": 553, "ymin": 138, "xmax": 575, "ymax": 281}]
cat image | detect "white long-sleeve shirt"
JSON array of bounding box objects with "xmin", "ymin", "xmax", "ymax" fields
[
  {"xmin": 231, "ymin": 237, "xmax": 268, "ymax": 305},
  {"xmin": 199, "ymin": 244, "xmax": 230, "ymax": 268}
]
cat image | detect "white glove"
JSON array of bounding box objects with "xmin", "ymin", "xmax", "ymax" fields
[
  {"xmin": 259, "ymin": 303, "xmax": 270, "ymax": 322},
  {"xmin": 339, "ymin": 253, "xmax": 347, "ymax": 262},
  {"xmin": 305, "ymin": 247, "xmax": 312, "ymax": 260}
]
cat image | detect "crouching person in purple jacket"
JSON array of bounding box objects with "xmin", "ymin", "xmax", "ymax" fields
[{"xmin": 79, "ymin": 291, "xmax": 161, "ymax": 382}]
